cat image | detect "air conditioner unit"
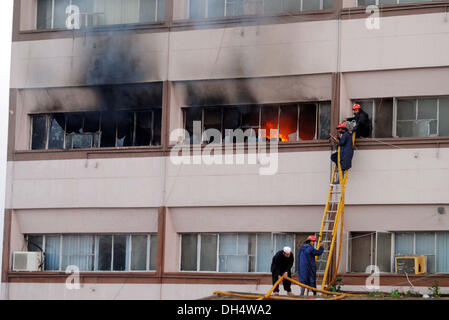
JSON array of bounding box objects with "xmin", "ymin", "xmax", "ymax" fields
[
  {"xmin": 12, "ymin": 252, "xmax": 42, "ymax": 272},
  {"xmin": 395, "ymin": 255, "xmax": 426, "ymax": 275}
]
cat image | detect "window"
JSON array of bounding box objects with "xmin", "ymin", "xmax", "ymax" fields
[
  {"xmin": 349, "ymin": 232, "xmax": 392, "ymax": 273},
  {"xmin": 357, "ymin": 0, "xmax": 441, "ymax": 6},
  {"xmin": 30, "ymin": 110, "xmax": 162, "ymax": 150},
  {"xmin": 189, "ymin": 0, "xmax": 333, "ymax": 19},
  {"xmin": 26, "ymin": 234, "xmax": 158, "ymax": 272},
  {"xmin": 36, "ymin": 0, "xmax": 165, "ymax": 30},
  {"xmin": 352, "ymin": 99, "xmax": 393, "ymax": 138},
  {"xmin": 395, "ymin": 98, "xmax": 447, "ymax": 138},
  {"xmin": 182, "ymin": 102, "xmax": 331, "ymax": 144},
  {"xmin": 350, "ymin": 231, "xmax": 449, "ymax": 274},
  {"xmin": 180, "ymin": 233, "xmax": 297, "ymax": 273}
]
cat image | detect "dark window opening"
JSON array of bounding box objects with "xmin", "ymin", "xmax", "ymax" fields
[{"xmin": 183, "ymin": 102, "xmax": 331, "ymax": 145}]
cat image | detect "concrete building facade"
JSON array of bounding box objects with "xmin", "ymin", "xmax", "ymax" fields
[{"xmin": 2, "ymin": 0, "xmax": 449, "ymax": 299}]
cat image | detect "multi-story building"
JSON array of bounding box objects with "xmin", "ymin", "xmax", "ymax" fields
[{"xmin": 2, "ymin": 0, "xmax": 449, "ymax": 299}]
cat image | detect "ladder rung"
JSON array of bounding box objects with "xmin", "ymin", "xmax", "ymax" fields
[
  {"xmin": 321, "ymin": 230, "xmax": 333, "ymax": 233},
  {"xmin": 324, "ymin": 219, "xmax": 335, "ymax": 223}
]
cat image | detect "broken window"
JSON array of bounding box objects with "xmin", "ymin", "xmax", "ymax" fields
[
  {"xmin": 31, "ymin": 115, "xmax": 48, "ymax": 150},
  {"xmin": 184, "ymin": 107, "xmax": 203, "ymax": 144},
  {"xmin": 299, "ymin": 103, "xmax": 317, "ymax": 141},
  {"xmin": 319, "ymin": 102, "xmax": 331, "ymax": 140},
  {"xmin": 352, "ymin": 99, "xmax": 394, "ymax": 138},
  {"xmin": 261, "ymin": 105, "xmax": 279, "ymax": 141},
  {"xmin": 65, "ymin": 113, "xmax": 100, "ymax": 149},
  {"xmin": 203, "ymin": 107, "xmax": 222, "ymax": 144},
  {"xmin": 27, "ymin": 235, "xmax": 44, "ymax": 253},
  {"xmin": 116, "ymin": 111, "xmax": 135, "ymax": 147},
  {"xmin": 97, "ymin": 235, "xmax": 113, "ymax": 271},
  {"xmin": 279, "ymin": 104, "xmax": 299, "ymax": 142}
]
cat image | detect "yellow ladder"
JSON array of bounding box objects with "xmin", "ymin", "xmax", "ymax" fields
[{"xmin": 316, "ymin": 133, "xmax": 355, "ymax": 291}]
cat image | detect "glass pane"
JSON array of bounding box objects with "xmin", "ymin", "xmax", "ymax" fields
[
  {"xmin": 157, "ymin": 0, "xmax": 165, "ymax": 21},
  {"xmin": 45, "ymin": 236, "xmax": 61, "ymax": 271},
  {"xmin": 190, "ymin": 0, "xmax": 206, "ymax": 19},
  {"xmin": 237, "ymin": 234, "xmax": 249, "ymax": 255},
  {"xmin": 323, "ymin": 0, "xmax": 334, "ymax": 9},
  {"xmin": 200, "ymin": 234, "xmax": 218, "ymax": 271},
  {"xmin": 302, "ymin": 0, "xmax": 321, "ymax": 11},
  {"xmin": 113, "ymin": 235, "xmax": 128, "ymax": 271},
  {"xmin": 299, "ymin": 104, "xmax": 317, "ymax": 141},
  {"xmin": 376, "ymin": 232, "xmax": 392, "ymax": 273},
  {"xmin": 184, "ymin": 107, "xmax": 203, "ymax": 144},
  {"xmin": 397, "ymin": 99, "xmax": 416, "ymax": 121},
  {"xmin": 97, "ymin": 235, "xmax": 112, "ymax": 271},
  {"xmin": 416, "ymin": 232, "xmax": 436, "ymax": 273},
  {"xmin": 279, "ymin": 104, "xmax": 298, "ymax": 142},
  {"xmin": 37, "ymin": 0, "xmax": 52, "ymax": 30},
  {"xmin": 31, "ymin": 115, "xmax": 48, "ymax": 150},
  {"xmin": 261, "ymin": 105, "xmax": 279, "ymax": 141},
  {"xmin": 319, "ymin": 102, "xmax": 331, "ymax": 140},
  {"xmin": 27, "ymin": 236, "xmax": 44, "ymax": 252},
  {"xmin": 358, "ymin": 0, "xmax": 377, "ymax": 5},
  {"xmin": 274, "ymin": 234, "xmax": 294, "ymax": 254},
  {"xmin": 209, "ymin": 0, "xmax": 226, "ymax": 18},
  {"xmin": 397, "ymin": 121, "xmax": 430, "ymax": 138},
  {"xmin": 438, "ymin": 98, "xmax": 449, "ymax": 137},
  {"xmin": 54, "ymin": 0, "xmax": 71, "ymax": 29},
  {"xmin": 226, "ymin": 255, "xmax": 247, "ymax": 272},
  {"xmin": 140, "ymin": 0, "xmax": 157, "ymax": 22},
  {"xmin": 264, "ymin": 0, "xmax": 284, "ymax": 14},
  {"xmin": 219, "ymin": 234, "xmax": 237, "ymax": 255},
  {"xmin": 226, "ymin": 0, "xmax": 245, "ymax": 16},
  {"xmin": 395, "ymin": 232, "xmax": 414, "ymax": 255},
  {"xmin": 72, "ymin": 134, "xmax": 93, "ymax": 149},
  {"xmin": 131, "ymin": 235, "xmax": 148, "ymax": 271},
  {"xmin": 181, "ymin": 234, "xmax": 198, "ymax": 271},
  {"xmin": 418, "ymin": 98, "xmax": 437, "ymax": 120},
  {"xmin": 283, "ymin": 0, "xmax": 300, "ymax": 12},
  {"xmin": 437, "ymin": 232, "xmax": 449, "ymax": 273},
  {"xmin": 150, "ymin": 235, "xmax": 158, "ymax": 271},
  {"xmin": 116, "ymin": 111, "xmax": 135, "ymax": 147},
  {"xmin": 256, "ymin": 234, "xmax": 271, "ymax": 273}
]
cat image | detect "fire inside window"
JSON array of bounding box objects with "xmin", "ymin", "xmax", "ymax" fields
[
  {"xmin": 30, "ymin": 110, "xmax": 162, "ymax": 150},
  {"xmin": 183, "ymin": 102, "xmax": 331, "ymax": 144}
]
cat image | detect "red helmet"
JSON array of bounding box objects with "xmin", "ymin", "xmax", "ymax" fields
[
  {"xmin": 307, "ymin": 235, "xmax": 317, "ymax": 242},
  {"xmin": 352, "ymin": 103, "xmax": 362, "ymax": 110},
  {"xmin": 336, "ymin": 122, "xmax": 348, "ymax": 130}
]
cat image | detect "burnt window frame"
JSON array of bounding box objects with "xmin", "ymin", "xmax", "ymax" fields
[
  {"xmin": 29, "ymin": 109, "xmax": 162, "ymax": 151},
  {"xmin": 182, "ymin": 101, "xmax": 332, "ymax": 145}
]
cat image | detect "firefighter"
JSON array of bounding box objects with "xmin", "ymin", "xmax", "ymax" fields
[
  {"xmin": 344, "ymin": 103, "xmax": 372, "ymax": 138},
  {"xmin": 297, "ymin": 235, "xmax": 324, "ymax": 296},
  {"xmin": 270, "ymin": 246, "xmax": 294, "ymax": 296},
  {"xmin": 331, "ymin": 122, "xmax": 354, "ymax": 172}
]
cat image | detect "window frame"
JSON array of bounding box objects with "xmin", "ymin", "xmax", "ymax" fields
[
  {"xmin": 393, "ymin": 97, "xmax": 443, "ymax": 138},
  {"xmin": 182, "ymin": 101, "xmax": 331, "ymax": 145},
  {"xmin": 188, "ymin": 0, "xmax": 333, "ymax": 20},
  {"xmin": 35, "ymin": 0, "xmax": 165, "ymax": 30},
  {"xmin": 29, "ymin": 109, "xmax": 162, "ymax": 151},
  {"xmin": 26, "ymin": 234, "xmax": 157, "ymax": 273},
  {"xmin": 356, "ymin": 0, "xmax": 440, "ymax": 7},
  {"xmin": 179, "ymin": 232, "xmax": 299, "ymax": 274}
]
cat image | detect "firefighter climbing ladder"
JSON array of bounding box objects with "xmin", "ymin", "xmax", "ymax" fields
[
  {"xmin": 214, "ymin": 134, "xmax": 364, "ymax": 299},
  {"xmin": 315, "ymin": 133, "xmax": 356, "ymax": 291}
]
